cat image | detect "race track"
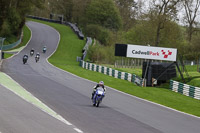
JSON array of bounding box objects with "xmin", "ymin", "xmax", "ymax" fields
[{"xmin": 1, "ymin": 21, "xmax": 200, "ymax": 133}]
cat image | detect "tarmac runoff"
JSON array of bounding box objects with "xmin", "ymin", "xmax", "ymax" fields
[{"xmin": 0, "ymin": 71, "xmax": 72, "ymax": 126}]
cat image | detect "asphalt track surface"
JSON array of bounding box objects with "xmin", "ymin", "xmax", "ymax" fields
[
  {"xmin": 1, "ymin": 21, "xmax": 200, "ymax": 133},
  {"xmin": 0, "ymin": 85, "xmax": 77, "ymax": 133}
]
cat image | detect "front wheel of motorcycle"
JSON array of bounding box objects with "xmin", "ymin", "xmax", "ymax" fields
[{"xmin": 96, "ymin": 101, "xmax": 100, "ymax": 107}]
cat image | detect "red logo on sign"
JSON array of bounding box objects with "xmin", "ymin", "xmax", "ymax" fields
[{"xmin": 161, "ymin": 50, "xmax": 172, "ymax": 58}]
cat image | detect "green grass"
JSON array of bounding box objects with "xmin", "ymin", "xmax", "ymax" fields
[
  {"xmin": 3, "ymin": 25, "xmax": 31, "ymax": 59},
  {"xmin": 4, "ymin": 53, "xmax": 13, "ymax": 59},
  {"xmin": 3, "ymin": 35, "xmax": 18, "ymax": 45},
  {"xmin": 172, "ymin": 65, "xmax": 200, "ymax": 87},
  {"xmin": 99, "ymin": 64, "xmax": 142, "ymax": 77},
  {"xmin": 103, "ymin": 64, "xmax": 200, "ymax": 87},
  {"xmin": 12, "ymin": 25, "xmax": 31, "ymax": 49},
  {"xmin": 30, "ymin": 18, "xmax": 200, "ymax": 117},
  {"xmin": 4, "ymin": 25, "xmax": 31, "ymax": 51},
  {"xmin": 3, "ymin": 25, "xmax": 30, "ymax": 46}
]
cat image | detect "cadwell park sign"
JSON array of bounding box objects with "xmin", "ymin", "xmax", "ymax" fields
[{"xmin": 115, "ymin": 44, "xmax": 177, "ymax": 62}]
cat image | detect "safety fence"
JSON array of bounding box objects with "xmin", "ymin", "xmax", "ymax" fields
[
  {"xmin": 82, "ymin": 37, "xmax": 92, "ymax": 60},
  {"xmin": 27, "ymin": 15, "xmax": 62, "ymax": 24},
  {"xmin": 27, "ymin": 15, "xmax": 85, "ymax": 40},
  {"xmin": 80, "ymin": 60, "xmax": 143, "ymax": 86},
  {"xmin": 66, "ymin": 22, "xmax": 84, "ymax": 40},
  {"xmin": 1, "ymin": 34, "xmax": 22, "ymax": 51},
  {"xmin": 170, "ymin": 80, "xmax": 200, "ymax": 100}
]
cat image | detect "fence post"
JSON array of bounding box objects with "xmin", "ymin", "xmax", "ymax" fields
[
  {"xmin": 112, "ymin": 69, "xmax": 115, "ymax": 77},
  {"xmin": 189, "ymin": 86, "xmax": 195, "ymax": 98}
]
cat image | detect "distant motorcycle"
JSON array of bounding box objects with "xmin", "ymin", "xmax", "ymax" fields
[
  {"xmin": 43, "ymin": 46, "xmax": 47, "ymax": 53},
  {"xmin": 92, "ymin": 87, "xmax": 105, "ymax": 107},
  {"xmin": 23, "ymin": 55, "xmax": 28, "ymax": 64},
  {"xmin": 30, "ymin": 49, "xmax": 34, "ymax": 56},
  {"xmin": 35, "ymin": 54, "xmax": 40, "ymax": 63}
]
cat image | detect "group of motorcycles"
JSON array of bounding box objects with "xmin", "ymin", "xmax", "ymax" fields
[
  {"xmin": 23, "ymin": 46, "xmax": 105, "ymax": 107},
  {"xmin": 23, "ymin": 46, "xmax": 47, "ymax": 64}
]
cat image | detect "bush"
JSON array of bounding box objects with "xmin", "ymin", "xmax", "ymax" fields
[
  {"xmin": 85, "ymin": 24, "xmax": 111, "ymax": 45},
  {"xmin": 0, "ymin": 20, "xmax": 11, "ymax": 37},
  {"xmin": 88, "ymin": 44, "xmax": 115, "ymax": 64},
  {"xmin": 85, "ymin": 0, "xmax": 122, "ymax": 30}
]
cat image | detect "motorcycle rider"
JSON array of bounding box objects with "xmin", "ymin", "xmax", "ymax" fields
[
  {"xmin": 36, "ymin": 52, "xmax": 40, "ymax": 58},
  {"xmin": 43, "ymin": 46, "xmax": 47, "ymax": 53},
  {"xmin": 23, "ymin": 54, "xmax": 28, "ymax": 64},
  {"xmin": 35, "ymin": 52, "xmax": 40, "ymax": 62},
  {"xmin": 91, "ymin": 81, "xmax": 106, "ymax": 99},
  {"xmin": 30, "ymin": 48, "xmax": 34, "ymax": 56}
]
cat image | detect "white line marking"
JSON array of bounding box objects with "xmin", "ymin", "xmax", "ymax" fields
[
  {"xmin": 1, "ymin": 73, "xmax": 73, "ymax": 126},
  {"xmin": 74, "ymin": 128, "xmax": 83, "ymax": 133}
]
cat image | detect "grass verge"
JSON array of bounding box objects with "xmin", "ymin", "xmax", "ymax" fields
[
  {"xmin": 4, "ymin": 53, "xmax": 13, "ymax": 59},
  {"xmin": 12, "ymin": 25, "xmax": 31, "ymax": 49},
  {"xmin": 29, "ymin": 19, "xmax": 200, "ymax": 117},
  {"xmin": 3, "ymin": 25, "xmax": 31, "ymax": 59}
]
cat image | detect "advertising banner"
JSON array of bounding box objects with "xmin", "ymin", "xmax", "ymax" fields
[{"xmin": 126, "ymin": 45, "xmax": 177, "ymax": 61}]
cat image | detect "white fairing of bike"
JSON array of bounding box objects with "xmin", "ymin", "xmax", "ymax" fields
[
  {"xmin": 97, "ymin": 90, "xmax": 104, "ymax": 95},
  {"xmin": 96, "ymin": 87, "xmax": 104, "ymax": 95}
]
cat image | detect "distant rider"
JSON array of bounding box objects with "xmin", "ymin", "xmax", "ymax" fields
[
  {"xmin": 43, "ymin": 46, "xmax": 47, "ymax": 53},
  {"xmin": 91, "ymin": 81, "xmax": 106, "ymax": 99},
  {"xmin": 35, "ymin": 52, "xmax": 40, "ymax": 62},
  {"xmin": 23, "ymin": 54, "xmax": 28, "ymax": 64},
  {"xmin": 30, "ymin": 48, "xmax": 34, "ymax": 55},
  {"xmin": 23, "ymin": 54, "xmax": 28, "ymax": 59},
  {"xmin": 36, "ymin": 52, "xmax": 40, "ymax": 58}
]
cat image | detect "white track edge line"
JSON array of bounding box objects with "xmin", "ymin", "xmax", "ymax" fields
[
  {"xmin": 2, "ymin": 21, "xmax": 80, "ymax": 127},
  {"xmin": 25, "ymin": 21, "xmax": 84, "ymax": 128},
  {"xmin": 74, "ymin": 128, "xmax": 83, "ymax": 133},
  {"xmin": 1, "ymin": 73, "xmax": 72, "ymax": 126}
]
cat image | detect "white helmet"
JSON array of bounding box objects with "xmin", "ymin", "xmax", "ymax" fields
[{"xmin": 99, "ymin": 81, "xmax": 104, "ymax": 86}]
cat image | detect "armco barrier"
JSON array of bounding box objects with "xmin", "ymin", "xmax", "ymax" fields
[
  {"xmin": 82, "ymin": 37, "xmax": 92, "ymax": 60},
  {"xmin": 80, "ymin": 60, "xmax": 143, "ymax": 86},
  {"xmin": 66, "ymin": 22, "xmax": 84, "ymax": 40},
  {"xmin": 27, "ymin": 15, "xmax": 61, "ymax": 24},
  {"xmin": 1, "ymin": 38, "xmax": 21, "ymax": 50},
  {"xmin": 27, "ymin": 15, "xmax": 84, "ymax": 40},
  {"xmin": 170, "ymin": 80, "xmax": 200, "ymax": 100}
]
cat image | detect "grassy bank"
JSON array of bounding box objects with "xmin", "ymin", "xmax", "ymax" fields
[
  {"xmin": 12, "ymin": 25, "xmax": 31, "ymax": 49},
  {"xmin": 3, "ymin": 25, "xmax": 31, "ymax": 59},
  {"xmin": 102, "ymin": 63, "xmax": 200, "ymax": 88},
  {"xmin": 29, "ymin": 19, "xmax": 200, "ymax": 117},
  {"xmin": 4, "ymin": 53, "xmax": 13, "ymax": 59}
]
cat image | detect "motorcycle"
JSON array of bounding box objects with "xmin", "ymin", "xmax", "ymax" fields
[
  {"xmin": 30, "ymin": 50, "xmax": 34, "ymax": 56},
  {"xmin": 35, "ymin": 55, "xmax": 40, "ymax": 63},
  {"xmin": 92, "ymin": 87, "xmax": 105, "ymax": 107},
  {"xmin": 43, "ymin": 47, "xmax": 47, "ymax": 53},
  {"xmin": 23, "ymin": 56, "xmax": 28, "ymax": 64}
]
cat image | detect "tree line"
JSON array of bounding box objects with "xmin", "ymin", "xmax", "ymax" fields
[
  {"xmin": 1, "ymin": 0, "xmax": 200, "ymax": 66},
  {"xmin": 0, "ymin": 0, "xmax": 44, "ymax": 38}
]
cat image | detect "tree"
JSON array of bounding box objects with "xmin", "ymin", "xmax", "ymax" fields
[
  {"xmin": 182, "ymin": 0, "xmax": 200, "ymax": 42},
  {"xmin": 114, "ymin": 0, "xmax": 138, "ymax": 31},
  {"xmin": 148, "ymin": 0, "xmax": 181, "ymax": 46},
  {"xmin": 0, "ymin": 0, "xmax": 44, "ymax": 37},
  {"xmin": 85, "ymin": 0, "xmax": 122, "ymax": 30},
  {"xmin": 125, "ymin": 20, "xmax": 184, "ymax": 49}
]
